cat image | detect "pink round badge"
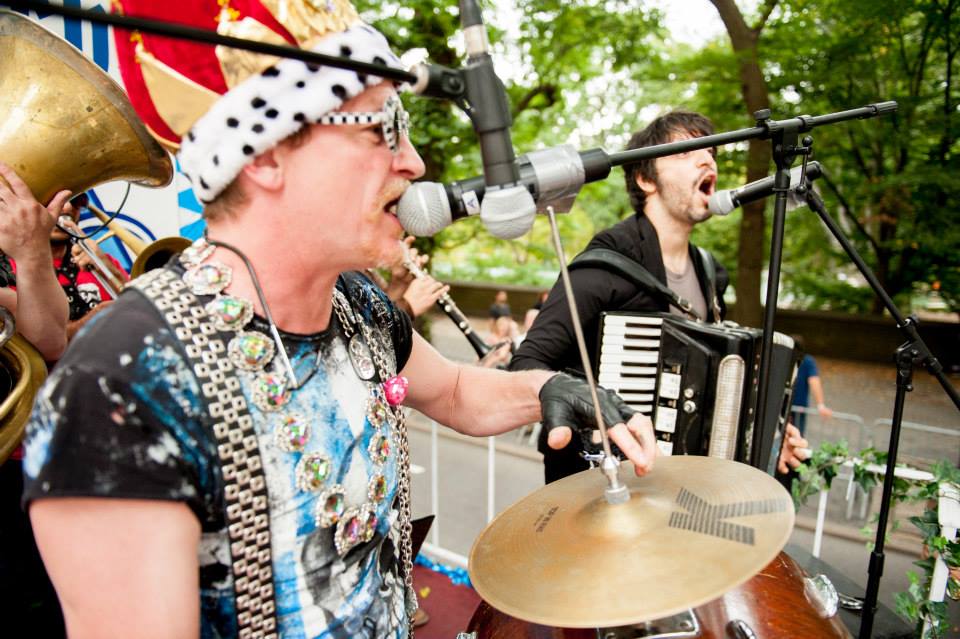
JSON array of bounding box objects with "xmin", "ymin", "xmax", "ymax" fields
[{"xmin": 382, "ymin": 375, "xmax": 408, "ymax": 406}]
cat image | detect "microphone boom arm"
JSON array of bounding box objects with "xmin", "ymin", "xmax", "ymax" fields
[{"xmin": 4, "ymin": 0, "xmax": 417, "ymax": 84}]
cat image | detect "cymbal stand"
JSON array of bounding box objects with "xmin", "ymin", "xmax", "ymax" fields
[
  {"xmin": 798, "ymin": 182, "xmax": 960, "ymax": 639},
  {"xmin": 546, "ymin": 205, "xmax": 629, "ymax": 505}
]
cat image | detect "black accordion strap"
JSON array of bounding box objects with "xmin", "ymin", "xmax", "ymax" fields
[
  {"xmin": 695, "ymin": 246, "xmax": 722, "ymax": 323},
  {"xmin": 570, "ymin": 248, "xmax": 702, "ymax": 321}
]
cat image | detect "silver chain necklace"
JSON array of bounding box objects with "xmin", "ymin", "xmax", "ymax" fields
[{"xmin": 331, "ymin": 289, "xmax": 418, "ymax": 620}]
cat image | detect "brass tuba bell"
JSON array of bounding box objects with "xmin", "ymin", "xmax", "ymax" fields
[
  {"xmin": 0, "ymin": 11, "xmax": 176, "ymax": 462},
  {"xmin": 0, "ymin": 10, "xmax": 173, "ymax": 202}
]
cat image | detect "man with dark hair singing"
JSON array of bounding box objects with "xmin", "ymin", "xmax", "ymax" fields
[{"xmin": 512, "ymin": 110, "xmax": 808, "ymax": 483}]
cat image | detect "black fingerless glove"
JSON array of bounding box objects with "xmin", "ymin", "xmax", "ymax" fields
[{"xmin": 539, "ymin": 372, "xmax": 637, "ymax": 457}]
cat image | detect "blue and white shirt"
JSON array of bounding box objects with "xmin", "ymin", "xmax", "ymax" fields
[{"xmin": 23, "ymin": 269, "xmax": 414, "ymax": 639}]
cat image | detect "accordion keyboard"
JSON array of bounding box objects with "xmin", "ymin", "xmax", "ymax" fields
[{"xmin": 596, "ymin": 312, "xmax": 798, "ymax": 470}]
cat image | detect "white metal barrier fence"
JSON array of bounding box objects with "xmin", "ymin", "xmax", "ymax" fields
[{"xmin": 414, "ymin": 407, "xmax": 958, "ymax": 603}]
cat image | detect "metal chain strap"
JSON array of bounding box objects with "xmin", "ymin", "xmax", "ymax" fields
[
  {"xmin": 332, "ymin": 289, "xmax": 418, "ymax": 625},
  {"xmin": 133, "ymin": 269, "xmax": 278, "ymax": 639}
]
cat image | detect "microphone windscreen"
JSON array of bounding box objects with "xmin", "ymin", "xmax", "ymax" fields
[
  {"xmin": 480, "ymin": 186, "xmax": 537, "ymax": 239},
  {"xmin": 397, "ymin": 182, "xmax": 452, "ymax": 236},
  {"xmin": 708, "ymin": 190, "xmax": 735, "ymax": 216}
]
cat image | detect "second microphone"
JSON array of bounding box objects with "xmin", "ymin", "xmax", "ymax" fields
[{"xmin": 397, "ymin": 145, "xmax": 612, "ymax": 238}]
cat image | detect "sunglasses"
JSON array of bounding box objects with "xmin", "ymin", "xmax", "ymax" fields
[{"xmin": 316, "ymin": 94, "xmax": 410, "ymax": 154}]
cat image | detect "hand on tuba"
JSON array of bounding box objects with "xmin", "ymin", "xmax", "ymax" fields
[{"xmin": 0, "ymin": 162, "xmax": 71, "ymax": 262}]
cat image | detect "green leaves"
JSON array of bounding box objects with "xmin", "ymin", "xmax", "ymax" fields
[
  {"xmin": 791, "ymin": 440, "xmax": 959, "ymax": 636},
  {"xmin": 356, "ymin": 0, "xmax": 958, "ymax": 310}
]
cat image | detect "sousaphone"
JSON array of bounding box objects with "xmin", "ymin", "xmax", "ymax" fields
[
  {"xmin": 0, "ymin": 10, "xmax": 172, "ymax": 202},
  {"xmin": 0, "ymin": 308, "xmax": 47, "ymax": 463},
  {"xmin": 0, "ymin": 10, "xmax": 175, "ymax": 461}
]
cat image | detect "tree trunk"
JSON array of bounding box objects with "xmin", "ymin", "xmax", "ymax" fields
[{"xmin": 709, "ymin": 0, "xmax": 775, "ymax": 327}]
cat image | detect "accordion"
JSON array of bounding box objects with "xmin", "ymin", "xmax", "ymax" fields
[{"xmin": 596, "ymin": 313, "xmax": 799, "ymax": 473}]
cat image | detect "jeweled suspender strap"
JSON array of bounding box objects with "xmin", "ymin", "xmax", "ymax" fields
[{"xmin": 132, "ymin": 268, "xmax": 278, "ymax": 639}]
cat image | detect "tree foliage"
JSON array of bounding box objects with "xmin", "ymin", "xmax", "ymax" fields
[
  {"xmin": 358, "ymin": 0, "xmax": 960, "ymax": 315},
  {"xmin": 762, "ymin": 0, "xmax": 960, "ymax": 313}
]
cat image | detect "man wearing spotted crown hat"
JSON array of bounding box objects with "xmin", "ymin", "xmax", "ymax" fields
[{"xmin": 20, "ymin": 1, "xmax": 658, "ymax": 637}]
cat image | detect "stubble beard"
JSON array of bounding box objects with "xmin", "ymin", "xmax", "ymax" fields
[{"xmin": 657, "ymin": 178, "xmax": 710, "ymax": 227}]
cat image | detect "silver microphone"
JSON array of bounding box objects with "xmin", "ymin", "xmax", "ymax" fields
[
  {"xmin": 397, "ymin": 145, "xmax": 610, "ymax": 238},
  {"xmin": 708, "ymin": 162, "xmax": 822, "ymax": 216}
]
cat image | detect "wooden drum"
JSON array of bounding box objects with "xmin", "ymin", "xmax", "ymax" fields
[{"xmin": 466, "ymin": 552, "xmax": 852, "ymax": 638}]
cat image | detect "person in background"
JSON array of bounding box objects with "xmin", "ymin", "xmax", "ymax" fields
[
  {"xmin": 3, "ymin": 190, "xmax": 128, "ymax": 345},
  {"xmin": 523, "ymin": 290, "xmax": 549, "ymax": 334},
  {"xmin": 512, "ymin": 110, "xmax": 808, "ymax": 483},
  {"xmin": 790, "ymin": 335, "xmax": 833, "ymax": 436},
  {"xmin": 513, "ymin": 111, "xmax": 729, "ymax": 483},
  {"xmin": 0, "ymin": 163, "xmax": 71, "ymax": 362}
]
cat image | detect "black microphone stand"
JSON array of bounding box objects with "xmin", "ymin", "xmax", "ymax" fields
[
  {"xmin": 796, "ymin": 179, "xmax": 960, "ymax": 639},
  {"xmin": 2, "ymin": 0, "xmax": 418, "ymax": 85}
]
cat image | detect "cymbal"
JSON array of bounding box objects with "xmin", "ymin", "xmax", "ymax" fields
[{"xmin": 468, "ymin": 456, "xmax": 794, "ymax": 629}]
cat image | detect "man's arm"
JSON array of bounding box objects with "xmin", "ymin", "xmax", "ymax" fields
[
  {"xmin": 31, "ymin": 497, "xmax": 201, "ymax": 639},
  {"xmin": 808, "ymin": 375, "xmax": 833, "ymax": 419},
  {"xmin": 9, "ymin": 252, "xmax": 69, "ymax": 359},
  {"xmin": 402, "ymin": 333, "xmax": 656, "ymax": 475},
  {"xmin": 0, "ymin": 163, "xmax": 72, "ymax": 360},
  {"xmin": 404, "ymin": 332, "xmax": 550, "ymax": 435},
  {"xmin": 510, "ymin": 268, "xmax": 612, "ymax": 373}
]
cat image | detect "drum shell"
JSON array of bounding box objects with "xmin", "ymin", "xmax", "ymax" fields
[{"xmin": 467, "ymin": 551, "xmax": 851, "ymax": 639}]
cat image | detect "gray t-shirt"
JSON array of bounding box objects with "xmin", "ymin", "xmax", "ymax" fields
[{"xmin": 666, "ymin": 258, "xmax": 707, "ymax": 321}]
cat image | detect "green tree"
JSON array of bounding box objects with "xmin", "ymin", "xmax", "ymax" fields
[
  {"xmin": 759, "ymin": 0, "xmax": 960, "ymax": 313},
  {"xmin": 360, "ymin": 0, "xmax": 960, "ymax": 315},
  {"xmin": 360, "ymin": 0, "xmax": 667, "ymax": 283},
  {"xmin": 708, "ymin": 0, "xmax": 777, "ymax": 326}
]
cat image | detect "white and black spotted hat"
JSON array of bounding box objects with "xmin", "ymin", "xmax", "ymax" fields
[{"xmin": 114, "ymin": 0, "xmax": 403, "ymax": 203}]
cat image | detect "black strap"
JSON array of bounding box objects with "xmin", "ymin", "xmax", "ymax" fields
[
  {"xmin": 696, "ymin": 246, "xmax": 722, "ymax": 323},
  {"xmin": 569, "ymin": 248, "xmax": 702, "ymax": 321}
]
